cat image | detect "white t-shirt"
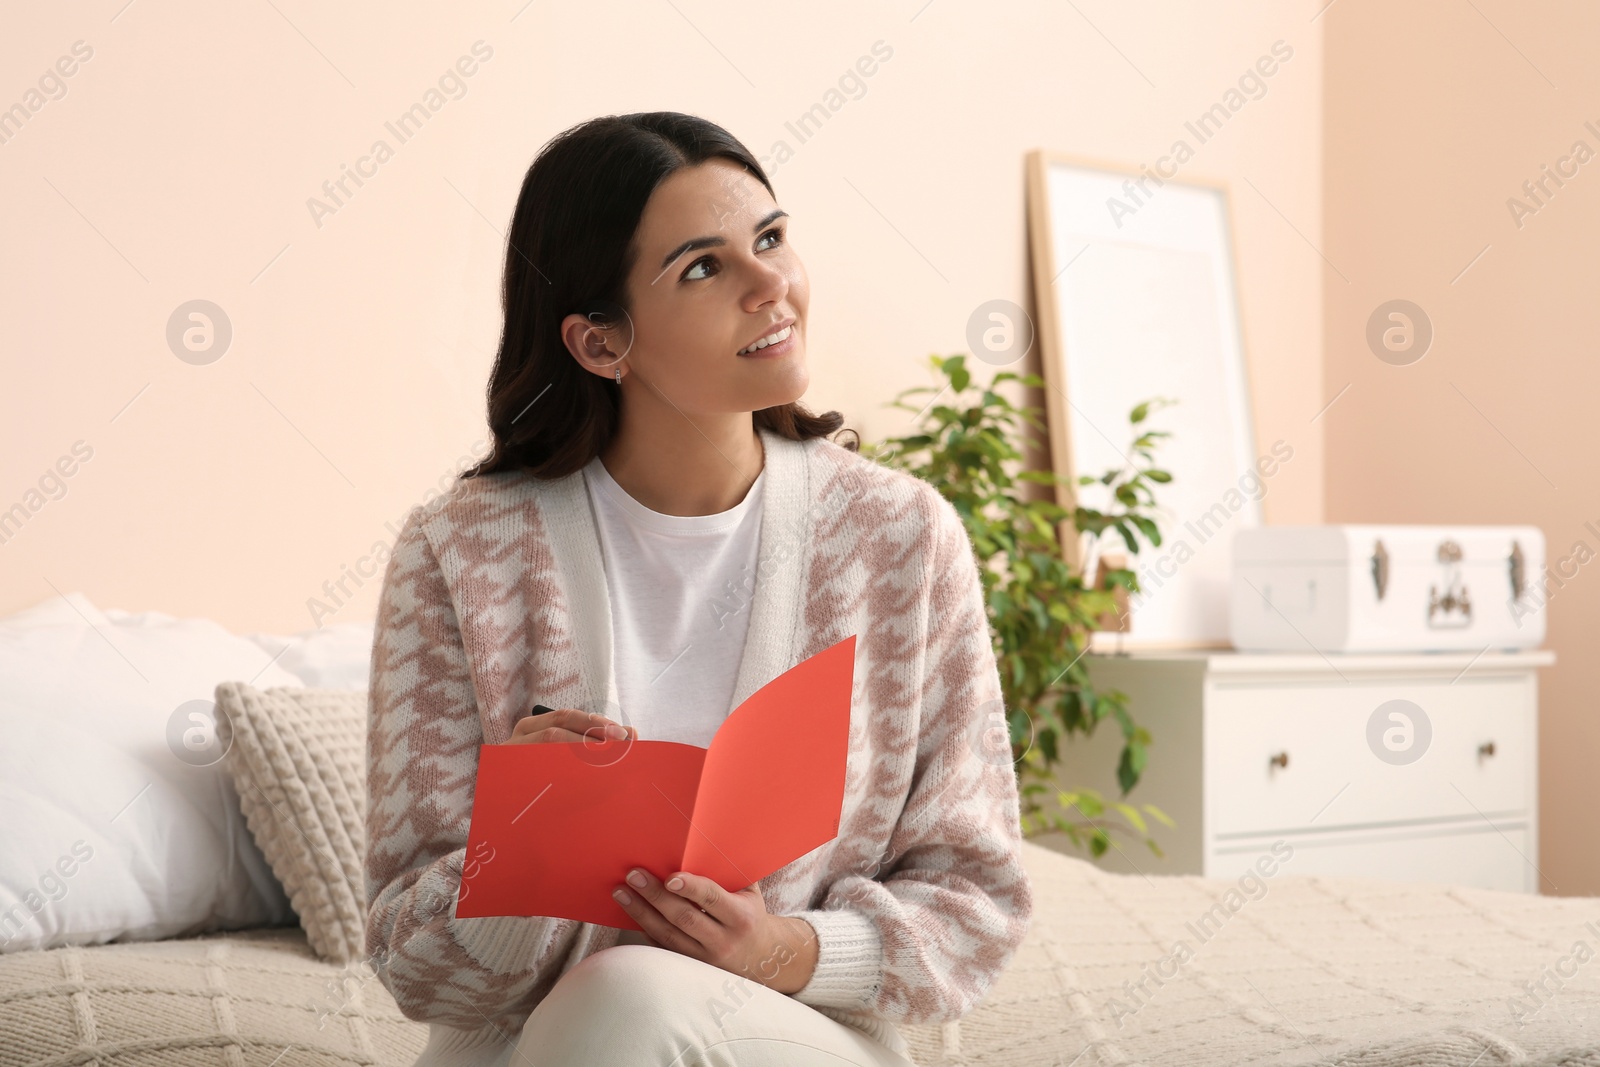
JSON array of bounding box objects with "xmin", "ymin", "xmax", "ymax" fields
[{"xmin": 580, "ymin": 454, "xmax": 765, "ymax": 748}]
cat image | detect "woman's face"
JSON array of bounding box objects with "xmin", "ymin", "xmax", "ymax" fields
[{"xmin": 567, "ymin": 158, "xmax": 810, "ymax": 416}]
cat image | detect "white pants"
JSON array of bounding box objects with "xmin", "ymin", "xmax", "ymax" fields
[{"xmin": 512, "ymin": 943, "xmax": 920, "ymax": 1066}]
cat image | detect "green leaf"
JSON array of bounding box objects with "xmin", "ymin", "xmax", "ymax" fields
[
  {"xmin": 1117, "ymin": 741, "xmax": 1148, "ymax": 794},
  {"xmin": 1111, "ymin": 802, "xmax": 1148, "ymax": 834},
  {"xmin": 1115, "ymin": 521, "xmax": 1140, "ymax": 554},
  {"xmin": 1103, "ymin": 567, "xmax": 1138, "ymax": 591},
  {"xmin": 1069, "ymin": 791, "xmax": 1105, "ymax": 818}
]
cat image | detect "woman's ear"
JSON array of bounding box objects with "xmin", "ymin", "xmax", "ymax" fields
[{"xmin": 561, "ymin": 301, "xmax": 634, "ymax": 379}]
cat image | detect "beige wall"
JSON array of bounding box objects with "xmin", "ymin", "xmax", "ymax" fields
[
  {"xmin": 1323, "ymin": 1, "xmax": 1600, "ymax": 894},
  {"xmin": 9, "ymin": 0, "xmax": 1580, "ymax": 892},
  {"xmin": 2, "ymin": 0, "xmax": 1324, "ymax": 636}
]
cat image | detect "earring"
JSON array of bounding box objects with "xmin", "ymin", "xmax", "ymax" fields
[{"xmin": 614, "ymin": 367, "xmax": 621, "ymax": 383}]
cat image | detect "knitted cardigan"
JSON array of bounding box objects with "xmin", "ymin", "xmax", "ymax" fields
[{"xmin": 364, "ymin": 426, "xmax": 1035, "ymax": 1064}]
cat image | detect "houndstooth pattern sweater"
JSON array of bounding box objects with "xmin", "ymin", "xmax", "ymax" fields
[{"xmin": 364, "ymin": 426, "xmax": 1034, "ymax": 1064}]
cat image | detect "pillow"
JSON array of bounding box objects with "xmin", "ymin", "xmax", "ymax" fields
[
  {"xmin": 241, "ymin": 621, "xmax": 376, "ymax": 689},
  {"xmin": 0, "ymin": 592, "xmax": 302, "ymax": 953},
  {"xmin": 213, "ymin": 682, "xmax": 368, "ymax": 964}
]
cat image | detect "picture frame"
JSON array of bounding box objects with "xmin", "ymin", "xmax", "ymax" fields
[{"xmin": 1024, "ymin": 151, "xmax": 1262, "ymax": 648}]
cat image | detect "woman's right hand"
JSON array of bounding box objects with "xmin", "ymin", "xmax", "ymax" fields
[{"xmin": 505, "ymin": 705, "xmax": 638, "ymax": 745}]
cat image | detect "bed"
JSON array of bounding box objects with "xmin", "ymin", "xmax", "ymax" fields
[
  {"xmin": 2, "ymin": 595, "xmax": 1596, "ymax": 1066},
  {"xmin": 4, "ymin": 837, "xmax": 1600, "ymax": 1066}
]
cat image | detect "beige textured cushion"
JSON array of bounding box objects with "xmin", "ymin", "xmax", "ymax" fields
[{"xmin": 213, "ymin": 683, "xmax": 367, "ymax": 965}]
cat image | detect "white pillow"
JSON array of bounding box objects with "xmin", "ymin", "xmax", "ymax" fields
[
  {"xmin": 0, "ymin": 592, "xmax": 304, "ymax": 953},
  {"xmin": 240, "ymin": 620, "xmax": 375, "ymax": 690}
]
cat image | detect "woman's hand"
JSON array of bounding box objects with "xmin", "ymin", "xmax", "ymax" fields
[
  {"xmin": 505, "ymin": 705, "xmax": 637, "ymax": 745},
  {"xmin": 610, "ymin": 867, "xmax": 819, "ymax": 994}
]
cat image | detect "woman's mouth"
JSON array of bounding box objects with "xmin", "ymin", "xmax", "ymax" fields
[{"xmin": 737, "ymin": 323, "xmax": 796, "ymax": 358}]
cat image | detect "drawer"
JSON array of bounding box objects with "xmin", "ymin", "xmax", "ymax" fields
[
  {"xmin": 1207, "ymin": 820, "xmax": 1535, "ymax": 892},
  {"xmin": 1205, "ymin": 675, "xmax": 1533, "ymax": 838}
]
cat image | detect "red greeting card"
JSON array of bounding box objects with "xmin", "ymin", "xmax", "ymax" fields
[{"xmin": 455, "ymin": 633, "xmax": 856, "ymax": 928}]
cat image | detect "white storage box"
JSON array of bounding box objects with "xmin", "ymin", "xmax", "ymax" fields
[{"xmin": 1230, "ymin": 524, "xmax": 1547, "ymax": 652}]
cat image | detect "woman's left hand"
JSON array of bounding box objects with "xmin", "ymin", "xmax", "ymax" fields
[{"xmin": 611, "ymin": 867, "xmax": 819, "ymax": 994}]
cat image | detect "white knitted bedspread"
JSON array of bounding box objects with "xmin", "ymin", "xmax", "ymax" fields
[
  {"xmin": 906, "ymin": 841, "xmax": 1600, "ymax": 1066},
  {"xmin": 1, "ymin": 841, "xmax": 1597, "ymax": 1066},
  {"xmin": 0, "ymin": 926, "xmax": 427, "ymax": 1066}
]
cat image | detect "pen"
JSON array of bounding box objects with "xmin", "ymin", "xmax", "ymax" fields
[{"xmin": 510, "ymin": 703, "xmax": 555, "ymax": 728}]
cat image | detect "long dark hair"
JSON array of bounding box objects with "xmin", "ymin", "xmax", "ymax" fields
[{"xmin": 461, "ymin": 112, "xmax": 857, "ymax": 481}]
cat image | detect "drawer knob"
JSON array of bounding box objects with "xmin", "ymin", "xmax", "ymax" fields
[
  {"xmin": 1479, "ymin": 741, "xmax": 1497, "ymax": 759},
  {"xmin": 1269, "ymin": 751, "xmax": 1290, "ymax": 770}
]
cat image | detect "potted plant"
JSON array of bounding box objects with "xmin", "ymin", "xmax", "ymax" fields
[{"xmin": 863, "ymin": 354, "xmax": 1174, "ymax": 858}]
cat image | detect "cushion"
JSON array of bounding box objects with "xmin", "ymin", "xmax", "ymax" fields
[
  {"xmin": 213, "ymin": 684, "xmax": 368, "ymax": 965},
  {"xmin": 0, "ymin": 592, "xmax": 302, "ymax": 954},
  {"xmin": 241, "ymin": 620, "xmax": 377, "ymax": 689},
  {"xmin": 0, "ymin": 926, "xmax": 428, "ymax": 1066}
]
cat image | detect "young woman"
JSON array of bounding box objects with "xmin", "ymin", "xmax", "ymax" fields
[{"xmin": 364, "ymin": 112, "xmax": 1033, "ymax": 1067}]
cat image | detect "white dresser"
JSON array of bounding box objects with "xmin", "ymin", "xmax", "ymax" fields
[{"xmin": 1045, "ymin": 649, "xmax": 1554, "ymax": 892}]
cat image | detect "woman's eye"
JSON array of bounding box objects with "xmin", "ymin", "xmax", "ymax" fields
[{"xmin": 681, "ymin": 229, "xmax": 784, "ymax": 282}]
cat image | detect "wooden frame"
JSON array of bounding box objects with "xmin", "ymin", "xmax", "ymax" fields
[{"xmin": 1024, "ymin": 150, "xmax": 1261, "ymax": 648}]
